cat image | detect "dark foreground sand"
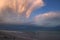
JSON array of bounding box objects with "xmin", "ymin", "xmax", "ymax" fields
[{"xmin": 0, "ymin": 30, "xmax": 60, "ymax": 40}]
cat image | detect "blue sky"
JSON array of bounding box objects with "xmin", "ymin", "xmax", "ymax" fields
[{"xmin": 30, "ymin": 0, "xmax": 60, "ymax": 18}]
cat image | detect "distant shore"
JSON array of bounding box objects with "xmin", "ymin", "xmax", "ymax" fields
[{"xmin": 0, "ymin": 30, "xmax": 60, "ymax": 40}]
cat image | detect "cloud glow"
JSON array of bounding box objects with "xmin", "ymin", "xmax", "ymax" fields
[
  {"xmin": 0, "ymin": 0, "xmax": 44, "ymax": 18},
  {"xmin": 0, "ymin": 0, "xmax": 44, "ymax": 24}
]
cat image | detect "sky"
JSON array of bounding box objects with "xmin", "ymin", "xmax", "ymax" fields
[
  {"xmin": 30, "ymin": 0, "xmax": 60, "ymax": 18},
  {"xmin": 0, "ymin": 0, "xmax": 60, "ymax": 27},
  {"xmin": 33, "ymin": 0, "xmax": 60, "ymax": 27}
]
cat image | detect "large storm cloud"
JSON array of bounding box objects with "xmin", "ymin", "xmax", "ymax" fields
[{"xmin": 0, "ymin": 0, "xmax": 44, "ymax": 24}]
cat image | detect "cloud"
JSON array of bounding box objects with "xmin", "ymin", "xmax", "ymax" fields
[
  {"xmin": 0, "ymin": 0, "xmax": 44, "ymax": 24},
  {"xmin": 0, "ymin": 0, "xmax": 44, "ymax": 18},
  {"xmin": 0, "ymin": 8, "xmax": 27, "ymax": 24},
  {"xmin": 25, "ymin": 0, "xmax": 44, "ymax": 18},
  {"xmin": 34, "ymin": 11, "xmax": 60, "ymax": 27}
]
